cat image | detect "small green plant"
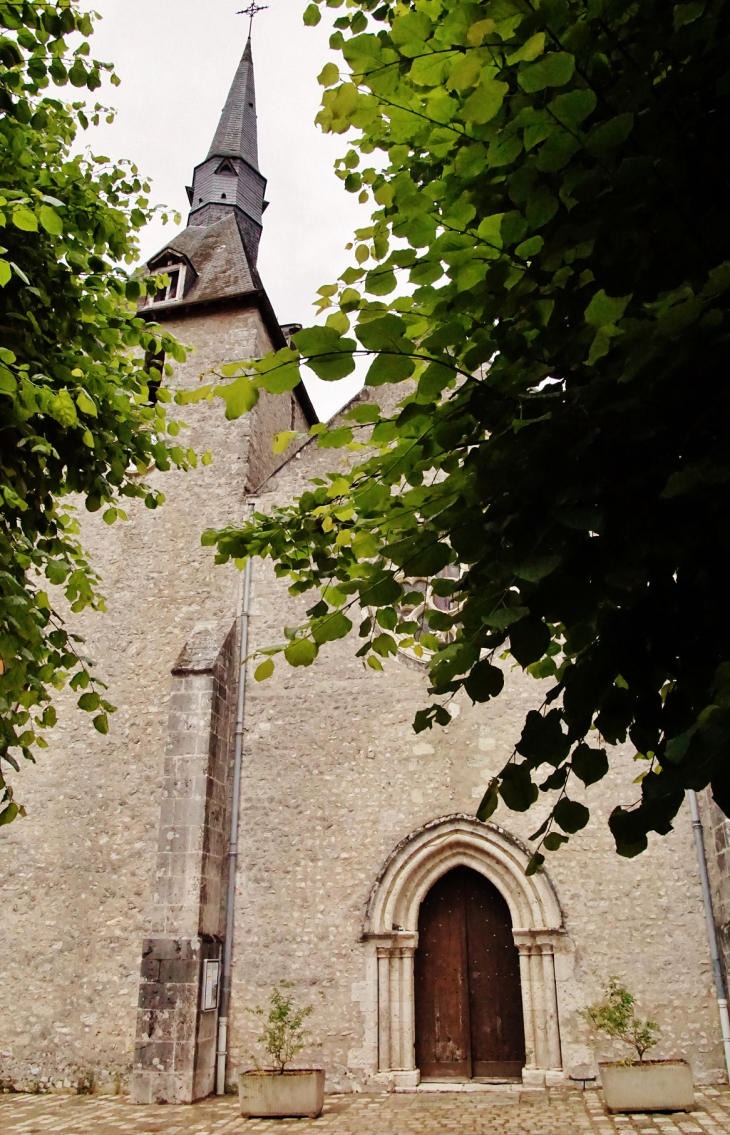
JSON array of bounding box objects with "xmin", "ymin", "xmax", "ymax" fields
[
  {"xmin": 249, "ymin": 983, "xmax": 315, "ymax": 1074},
  {"xmin": 582, "ymin": 978, "xmax": 660, "ymax": 1064}
]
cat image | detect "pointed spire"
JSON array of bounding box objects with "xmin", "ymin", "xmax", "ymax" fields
[{"xmin": 207, "ymin": 38, "xmax": 259, "ymax": 169}]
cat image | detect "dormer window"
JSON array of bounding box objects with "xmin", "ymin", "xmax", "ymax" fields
[
  {"xmin": 215, "ymin": 159, "xmax": 238, "ymax": 176},
  {"xmin": 144, "ymin": 249, "xmax": 196, "ymax": 309},
  {"xmin": 147, "ymin": 263, "xmax": 187, "ymax": 306}
]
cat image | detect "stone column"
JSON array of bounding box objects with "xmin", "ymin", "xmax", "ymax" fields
[
  {"xmin": 517, "ymin": 940, "xmax": 538, "ymax": 1069},
  {"xmin": 371, "ymin": 933, "xmax": 419, "ymax": 1088},
  {"xmin": 514, "ymin": 929, "xmax": 564, "ymax": 1086},
  {"xmin": 131, "ymin": 622, "xmax": 237, "ymax": 1105},
  {"xmin": 377, "ymin": 947, "xmax": 391, "ymax": 1073},
  {"xmin": 539, "ymin": 941, "xmax": 563, "ymax": 1071}
]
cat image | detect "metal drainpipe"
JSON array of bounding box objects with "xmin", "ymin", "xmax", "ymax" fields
[
  {"xmin": 216, "ymin": 553, "xmax": 253, "ymax": 1096},
  {"xmin": 688, "ymin": 788, "xmax": 730, "ymax": 1079}
]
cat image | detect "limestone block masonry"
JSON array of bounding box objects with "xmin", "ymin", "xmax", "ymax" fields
[{"xmin": 0, "ymin": 295, "xmax": 308, "ymax": 1095}]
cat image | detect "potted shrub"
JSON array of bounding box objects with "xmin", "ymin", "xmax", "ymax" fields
[
  {"xmin": 238, "ymin": 984, "xmax": 324, "ymax": 1119},
  {"xmin": 583, "ymin": 979, "xmax": 694, "ymax": 1113}
]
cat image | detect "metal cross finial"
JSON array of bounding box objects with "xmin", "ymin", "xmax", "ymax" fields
[{"xmin": 237, "ymin": 1, "xmax": 268, "ymax": 36}]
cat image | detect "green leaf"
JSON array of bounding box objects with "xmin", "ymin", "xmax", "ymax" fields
[
  {"xmin": 39, "ymin": 206, "xmax": 63, "ymax": 235},
  {"xmin": 509, "ymin": 618, "xmax": 551, "ymax": 667},
  {"xmin": 535, "ymin": 130, "xmax": 581, "ymax": 172},
  {"xmin": 525, "ymin": 851, "xmax": 545, "ymax": 875},
  {"xmin": 483, "ymin": 606, "xmax": 530, "ymax": 629},
  {"xmin": 507, "ymin": 33, "xmax": 545, "ymax": 64},
  {"xmin": 356, "ymin": 314, "xmax": 406, "ymax": 350},
  {"xmin": 0, "ymin": 801, "xmax": 19, "ymax": 827},
  {"xmin": 674, "ymin": 1, "xmax": 705, "ymax": 30},
  {"xmin": 93, "ymin": 714, "xmax": 110, "ymax": 735},
  {"xmin": 366, "ymin": 353, "xmax": 416, "ymax": 386},
  {"xmin": 0, "ymin": 260, "xmax": 11, "ymax": 287},
  {"xmin": 273, "ymin": 431, "xmax": 298, "ymax": 454},
  {"xmin": 500, "ymin": 763, "xmax": 539, "ymax": 811},
  {"xmin": 78, "ymin": 691, "xmax": 100, "ymax": 712},
  {"xmin": 465, "ymin": 660, "xmax": 505, "ymax": 702},
  {"xmin": 517, "ymin": 709, "xmax": 571, "ymax": 765},
  {"xmin": 572, "ymin": 743, "xmax": 609, "ymax": 786},
  {"xmin": 460, "ymin": 79, "xmax": 509, "ymax": 124},
  {"xmin": 254, "ymin": 347, "xmax": 301, "ymax": 393},
  {"xmin": 312, "ymin": 611, "xmax": 353, "ymax": 643},
  {"xmin": 584, "ymin": 289, "xmax": 632, "ymax": 328},
  {"xmin": 303, "ymin": 3, "xmax": 321, "ymax": 25},
  {"xmin": 0, "ymin": 366, "xmax": 17, "ymax": 394},
  {"xmin": 548, "ymin": 88, "xmax": 597, "ymax": 129},
  {"xmin": 255, "ymin": 658, "xmax": 275, "ymax": 681},
  {"xmin": 76, "ymin": 391, "xmax": 97, "ymax": 417},
  {"xmin": 518, "ymin": 53, "xmax": 575, "ymax": 93},
  {"xmin": 318, "ymin": 62, "xmax": 339, "ymax": 86},
  {"xmin": 553, "ymin": 797, "xmax": 590, "ymax": 833},
  {"xmin": 49, "ymin": 389, "xmax": 78, "ymax": 428},
  {"xmin": 543, "ymin": 832, "xmax": 568, "ymax": 851},
  {"xmin": 586, "ymin": 113, "xmax": 634, "ymax": 154},
  {"xmin": 293, "ymin": 326, "xmax": 357, "ymax": 380},
  {"xmin": 365, "ymin": 267, "xmax": 397, "ymax": 295},
  {"xmin": 12, "ymin": 207, "xmax": 38, "ymax": 232},
  {"xmin": 215, "ymin": 376, "xmax": 260, "ymax": 419},
  {"xmin": 371, "ymin": 632, "xmax": 397, "ymax": 656},
  {"xmin": 476, "ymin": 779, "xmax": 500, "ymax": 822},
  {"xmin": 364, "ymin": 574, "xmax": 402, "ymax": 607},
  {"xmin": 284, "ymin": 637, "xmax": 318, "ymax": 667}
]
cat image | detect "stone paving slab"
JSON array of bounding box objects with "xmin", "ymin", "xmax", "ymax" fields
[{"xmin": 2, "ymin": 1087, "xmax": 730, "ymax": 1135}]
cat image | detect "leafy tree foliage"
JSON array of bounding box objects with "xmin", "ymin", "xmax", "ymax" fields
[
  {"xmin": 0, "ymin": 0, "xmax": 190, "ymax": 825},
  {"xmin": 202, "ymin": 0, "xmax": 730, "ymax": 864}
]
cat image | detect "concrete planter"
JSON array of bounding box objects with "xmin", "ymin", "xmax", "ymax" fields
[
  {"xmin": 599, "ymin": 1060, "xmax": 694, "ymax": 1113},
  {"xmin": 238, "ymin": 1069, "xmax": 325, "ymax": 1118}
]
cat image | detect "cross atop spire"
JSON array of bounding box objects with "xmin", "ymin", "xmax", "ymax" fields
[{"xmin": 238, "ymin": 2, "xmax": 268, "ymax": 38}]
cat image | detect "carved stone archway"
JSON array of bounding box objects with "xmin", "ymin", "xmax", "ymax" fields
[{"xmin": 363, "ymin": 816, "xmax": 566, "ymax": 1088}]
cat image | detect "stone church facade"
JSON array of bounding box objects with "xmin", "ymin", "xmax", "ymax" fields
[{"xmin": 1, "ymin": 36, "xmax": 729, "ymax": 1102}]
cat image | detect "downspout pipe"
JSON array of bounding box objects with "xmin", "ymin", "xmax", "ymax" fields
[
  {"xmin": 688, "ymin": 788, "xmax": 730, "ymax": 1080},
  {"xmin": 216, "ymin": 554, "xmax": 253, "ymax": 1096}
]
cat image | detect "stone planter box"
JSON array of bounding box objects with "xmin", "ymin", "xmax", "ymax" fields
[
  {"xmin": 238, "ymin": 1069, "xmax": 325, "ymax": 1118},
  {"xmin": 599, "ymin": 1060, "xmax": 694, "ymax": 1113}
]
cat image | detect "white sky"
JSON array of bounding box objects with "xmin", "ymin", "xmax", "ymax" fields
[{"xmin": 86, "ymin": 0, "xmax": 369, "ymax": 419}]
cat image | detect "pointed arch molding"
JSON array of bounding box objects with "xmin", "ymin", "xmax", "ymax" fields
[{"xmin": 363, "ymin": 816, "xmax": 567, "ymax": 1088}]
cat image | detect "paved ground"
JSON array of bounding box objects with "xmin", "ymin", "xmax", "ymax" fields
[{"xmin": 3, "ymin": 1086, "xmax": 730, "ymax": 1135}]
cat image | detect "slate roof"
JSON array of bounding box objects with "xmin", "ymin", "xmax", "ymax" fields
[
  {"xmin": 207, "ymin": 38, "xmax": 259, "ymax": 168},
  {"xmin": 148, "ymin": 214, "xmax": 258, "ymax": 306}
]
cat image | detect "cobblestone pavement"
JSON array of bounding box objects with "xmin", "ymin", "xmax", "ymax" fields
[{"xmin": 3, "ymin": 1086, "xmax": 730, "ymax": 1135}]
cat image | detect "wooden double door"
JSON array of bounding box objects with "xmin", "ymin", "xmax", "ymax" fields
[{"xmin": 414, "ymin": 866, "xmax": 526, "ymax": 1080}]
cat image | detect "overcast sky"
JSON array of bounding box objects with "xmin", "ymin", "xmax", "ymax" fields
[{"xmin": 87, "ymin": 0, "xmax": 369, "ymax": 419}]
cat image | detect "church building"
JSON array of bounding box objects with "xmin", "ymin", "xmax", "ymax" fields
[{"xmin": 1, "ymin": 34, "xmax": 729, "ymax": 1104}]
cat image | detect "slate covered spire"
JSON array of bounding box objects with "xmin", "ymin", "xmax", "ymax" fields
[
  {"xmin": 207, "ymin": 37, "xmax": 259, "ymax": 169},
  {"xmin": 186, "ymin": 36, "xmax": 267, "ymax": 266}
]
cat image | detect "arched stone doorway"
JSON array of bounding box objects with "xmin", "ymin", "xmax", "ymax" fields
[
  {"xmin": 363, "ymin": 816, "xmax": 566, "ymax": 1089},
  {"xmin": 415, "ymin": 866, "xmax": 525, "ymax": 1081}
]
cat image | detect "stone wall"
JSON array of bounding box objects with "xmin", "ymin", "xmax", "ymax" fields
[
  {"xmin": 224, "ymin": 420, "xmax": 727, "ymax": 1091},
  {"xmin": 0, "ymin": 298, "xmax": 304, "ymax": 1092},
  {"xmin": 0, "ymin": 302, "xmax": 727, "ymax": 1098}
]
